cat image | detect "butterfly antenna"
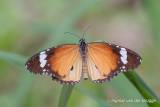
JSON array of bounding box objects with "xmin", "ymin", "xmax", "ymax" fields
[
  {"xmin": 65, "ymin": 32, "xmax": 81, "ymax": 39},
  {"xmin": 82, "ymin": 26, "xmax": 92, "ymax": 39}
]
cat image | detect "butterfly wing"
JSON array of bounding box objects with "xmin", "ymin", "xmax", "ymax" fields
[
  {"xmin": 52, "ymin": 52, "xmax": 82, "ymax": 85},
  {"xmin": 25, "ymin": 44, "xmax": 80, "ymax": 80},
  {"xmin": 87, "ymin": 42, "xmax": 142, "ymax": 83}
]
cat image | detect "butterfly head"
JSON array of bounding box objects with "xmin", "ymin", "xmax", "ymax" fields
[{"xmin": 79, "ymin": 38, "xmax": 85, "ymax": 44}]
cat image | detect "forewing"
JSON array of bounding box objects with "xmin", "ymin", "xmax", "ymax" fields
[
  {"xmin": 87, "ymin": 42, "xmax": 142, "ymax": 82},
  {"xmin": 25, "ymin": 44, "xmax": 79, "ymax": 78}
]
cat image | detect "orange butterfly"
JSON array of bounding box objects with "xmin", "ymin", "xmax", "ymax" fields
[{"xmin": 25, "ymin": 32, "xmax": 142, "ymax": 85}]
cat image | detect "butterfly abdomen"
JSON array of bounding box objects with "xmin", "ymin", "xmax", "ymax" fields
[{"xmin": 82, "ymin": 53, "xmax": 88, "ymax": 80}]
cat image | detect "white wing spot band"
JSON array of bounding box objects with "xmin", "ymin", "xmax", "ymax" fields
[
  {"xmin": 39, "ymin": 51, "xmax": 47, "ymax": 68},
  {"xmin": 120, "ymin": 48, "xmax": 128, "ymax": 64}
]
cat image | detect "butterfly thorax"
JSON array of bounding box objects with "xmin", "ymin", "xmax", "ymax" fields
[{"xmin": 79, "ymin": 39, "xmax": 87, "ymax": 54}]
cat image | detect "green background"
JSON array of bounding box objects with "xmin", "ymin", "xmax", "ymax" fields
[{"xmin": 0, "ymin": 0, "xmax": 160, "ymax": 107}]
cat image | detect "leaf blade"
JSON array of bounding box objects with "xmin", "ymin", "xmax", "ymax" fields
[
  {"xmin": 58, "ymin": 85, "xmax": 74, "ymax": 107},
  {"xmin": 123, "ymin": 71, "xmax": 160, "ymax": 106}
]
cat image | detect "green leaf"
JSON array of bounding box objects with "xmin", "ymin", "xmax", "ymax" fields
[
  {"xmin": 123, "ymin": 71, "xmax": 160, "ymax": 107},
  {"xmin": 58, "ymin": 85, "xmax": 74, "ymax": 107}
]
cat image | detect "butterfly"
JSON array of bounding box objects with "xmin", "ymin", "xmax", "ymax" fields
[{"xmin": 25, "ymin": 31, "xmax": 142, "ymax": 85}]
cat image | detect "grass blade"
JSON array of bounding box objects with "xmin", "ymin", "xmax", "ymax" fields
[
  {"xmin": 58, "ymin": 85, "xmax": 74, "ymax": 107},
  {"xmin": 123, "ymin": 71, "xmax": 160, "ymax": 106}
]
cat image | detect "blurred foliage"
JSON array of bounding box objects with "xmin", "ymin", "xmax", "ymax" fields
[{"xmin": 0, "ymin": 0, "xmax": 160, "ymax": 107}]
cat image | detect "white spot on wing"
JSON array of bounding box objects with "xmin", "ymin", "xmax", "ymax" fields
[
  {"xmin": 25, "ymin": 65, "xmax": 28, "ymax": 68},
  {"xmin": 140, "ymin": 59, "xmax": 142, "ymax": 63},
  {"xmin": 39, "ymin": 51, "xmax": 47, "ymax": 68},
  {"xmin": 120, "ymin": 48, "xmax": 127, "ymax": 64},
  {"xmin": 40, "ymin": 51, "xmax": 45, "ymax": 54},
  {"xmin": 121, "ymin": 48, "xmax": 126, "ymax": 50}
]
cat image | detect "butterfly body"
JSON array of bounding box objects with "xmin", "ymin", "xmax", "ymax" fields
[
  {"xmin": 79, "ymin": 39, "xmax": 89, "ymax": 80},
  {"xmin": 25, "ymin": 39, "xmax": 142, "ymax": 85}
]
